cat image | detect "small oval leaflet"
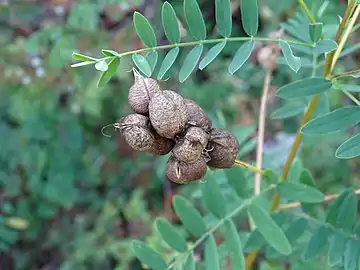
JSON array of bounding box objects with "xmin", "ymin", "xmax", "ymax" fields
[
  {"xmin": 335, "ymin": 132, "xmax": 360, "ymax": 159},
  {"xmin": 184, "ymin": 0, "xmax": 206, "ymax": 40},
  {"xmin": 162, "ymin": 2, "xmax": 180, "ymax": 43},
  {"xmin": 279, "ymin": 41, "xmax": 301, "ymax": 73},
  {"xmin": 205, "ymin": 234, "xmax": 220, "ymax": 270},
  {"xmin": 132, "ymin": 240, "xmax": 167, "ymax": 270},
  {"xmin": 132, "ymin": 54, "xmax": 152, "ymax": 77},
  {"xmin": 277, "ymin": 182, "xmax": 325, "ymax": 203},
  {"xmin": 155, "ymin": 217, "xmax": 188, "ymax": 252},
  {"xmin": 157, "ymin": 47, "xmax": 180, "ymax": 80},
  {"xmin": 199, "ymin": 41, "xmax": 226, "ymax": 70},
  {"xmin": 133, "ymin": 12, "xmax": 157, "ymax": 47},
  {"xmin": 179, "ymin": 44, "xmax": 203, "ymax": 83},
  {"xmin": 241, "ymin": 0, "xmax": 259, "ymax": 36},
  {"xmin": 228, "ymin": 40, "xmax": 255, "ymax": 74},
  {"xmin": 215, "ymin": 0, "xmax": 232, "ymax": 37},
  {"xmin": 97, "ymin": 57, "xmax": 120, "ymax": 87},
  {"xmin": 271, "ymin": 103, "xmax": 306, "ymax": 120}
]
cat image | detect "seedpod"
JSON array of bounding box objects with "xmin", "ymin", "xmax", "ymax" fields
[
  {"xmin": 149, "ymin": 90, "xmax": 188, "ymax": 139},
  {"xmin": 166, "ymin": 156, "xmax": 207, "ymax": 184},
  {"xmin": 184, "ymin": 126, "xmax": 209, "ymax": 148},
  {"xmin": 172, "ymin": 139, "xmax": 203, "ymax": 163},
  {"xmin": 128, "ymin": 69, "xmax": 161, "ymax": 115},
  {"xmin": 185, "ymin": 99, "xmax": 212, "ymax": 131},
  {"xmin": 207, "ymin": 128, "xmax": 239, "ymax": 169},
  {"xmin": 148, "ymin": 132, "xmax": 175, "ymax": 156}
]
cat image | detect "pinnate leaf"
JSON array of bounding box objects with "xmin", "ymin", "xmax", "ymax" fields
[
  {"xmin": 228, "ymin": 40, "xmax": 254, "ymax": 74},
  {"xmin": 157, "ymin": 47, "xmax": 179, "ymax": 80},
  {"xmin": 133, "ymin": 12, "xmax": 157, "ymax": 47},
  {"xmin": 303, "ymin": 226, "xmax": 329, "ymax": 260},
  {"xmin": 336, "ymin": 133, "xmax": 360, "ymax": 159},
  {"xmin": 276, "ymin": 77, "xmax": 332, "ymax": 99},
  {"xmin": 132, "ymin": 240, "xmax": 167, "ymax": 270},
  {"xmin": 199, "ymin": 41, "xmax": 226, "ymax": 70},
  {"xmin": 184, "ymin": 0, "xmax": 206, "ymax": 40},
  {"xmin": 215, "ymin": 0, "xmax": 232, "ymax": 37},
  {"xmin": 155, "ymin": 217, "xmax": 188, "ymax": 252},
  {"xmin": 248, "ymin": 203, "xmax": 292, "ymax": 255},
  {"xmin": 97, "ymin": 57, "xmax": 120, "ymax": 87},
  {"xmin": 277, "ymin": 182, "xmax": 324, "ymax": 203},
  {"xmin": 241, "ymin": 0, "xmax": 259, "ymax": 36},
  {"xmin": 172, "ymin": 195, "xmax": 207, "ymax": 237},
  {"xmin": 301, "ymin": 106, "xmax": 360, "ymax": 135},
  {"xmin": 271, "ymin": 103, "xmax": 306, "ymax": 120},
  {"xmin": 132, "ymin": 54, "xmax": 152, "ymax": 77},
  {"xmin": 279, "ymin": 41, "xmax": 301, "ymax": 73},
  {"xmin": 179, "ymin": 44, "xmax": 203, "ymax": 83},
  {"xmin": 205, "ymin": 234, "xmax": 220, "ymax": 270},
  {"xmin": 162, "ymin": 2, "xmax": 180, "ymax": 43},
  {"xmin": 224, "ymin": 220, "xmax": 245, "ymax": 270}
]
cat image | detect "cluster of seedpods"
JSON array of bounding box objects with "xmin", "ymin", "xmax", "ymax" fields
[{"xmin": 117, "ymin": 70, "xmax": 239, "ymax": 184}]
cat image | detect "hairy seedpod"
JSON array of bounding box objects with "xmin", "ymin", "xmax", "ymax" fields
[
  {"xmin": 184, "ymin": 126, "xmax": 209, "ymax": 148},
  {"xmin": 128, "ymin": 69, "xmax": 161, "ymax": 115},
  {"xmin": 172, "ymin": 139, "xmax": 203, "ymax": 163},
  {"xmin": 185, "ymin": 99, "xmax": 212, "ymax": 131},
  {"xmin": 148, "ymin": 133, "xmax": 175, "ymax": 156},
  {"xmin": 148, "ymin": 90, "xmax": 188, "ymax": 139},
  {"xmin": 119, "ymin": 114, "xmax": 154, "ymax": 152},
  {"xmin": 207, "ymin": 128, "xmax": 239, "ymax": 169},
  {"xmin": 166, "ymin": 156, "xmax": 207, "ymax": 184}
]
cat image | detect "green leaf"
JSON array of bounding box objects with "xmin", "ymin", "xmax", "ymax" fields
[
  {"xmin": 313, "ymin": 39, "xmax": 338, "ymax": 54},
  {"xmin": 146, "ymin": 50, "xmax": 158, "ymax": 73},
  {"xmin": 183, "ymin": 252, "xmax": 196, "ymax": 270},
  {"xmin": 336, "ymin": 190, "xmax": 357, "ymax": 231},
  {"xmin": 336, "ymin": 133, "xmax": 360, "ymax": 159},
  {"xmin": 184, "ymin": 0, "xmax": 206, "ymax": 40},
  {"xmin": 328, "ymin": 233, "xmax": 347, "ymax": 267},
  {"xmin": 157, "ymin": 47, "xmax": 180, "ymax": 80},
  {"xmin": 244, "ymin": 229, "xmax": 266, "ymax": 252},
  {"xmin": 326, "ymin": 188, "xmax": 354, "ymax": 226},
  {"xmin": 101, "ymin": 49, "xmax": 119, "ymax": 57},
  {"xmin": 132, "ymin": 240, "xmax": 167, "ymax": 270},
  {"xmin": 132, "ymin": 54, "xmax": 152, "ymax": 77},
  {"xmin": 155, "ymin": 217, "xmax": 188, "ymax": 252},
  {"xmin": 162, "ymin": 2, "xmax": 180, "ymax": 43},
  {"xmin": 201, "ymin": 172, "xmax": 227, "ymax": 219},
  {"xmin": 276, "ymin": 77, "xmax": 332, "ymax": 99},
  {"xmin": 271, "ymin": 103, "xmax": 306, "ymax": 120},
  {"xmin": 70, "ymin": 61, "xmax": 95, "ymax": 68},
  {"xmin": 172, "ymin": 195, "xmax": 207, "ymax": 237},
  {"xmin": 277, "ymin": 182, "xmax": 324, "ymax": 203},
  {"xmin": 97, "ymin": 57, "xmax": 120, "ymax": 87},
  {"xmin": 309, "ymin": 23, "xmax": 323, "ymax": 43},
  {"xmin": 301, "ymin": 106, "xmax": 360, "ymax": 135},
  {"xmin": 344, "ymin": 238, "xmax": 360, "ymax": 270},
  {"xmin": 287, "ymin": 159, "xmax": 303, "ymax": 182},
  {"xmin": 225, "ymin": 166, "xmax": 248, "ymax": 198},
  {"xmin": 224, "ymin": 220, "xmax": 245, "ymax": 270},
  {"xmin": 94, "ymin": 60, "xmax": 108, "ymax": 72},
  {"xmin": 241, "ymin": 0, "xmax": 259, "ymax": 36},
  {"xmin": 303, "ymin": 226, "xmax": 329, "ymax": 260},
  {"xmin": 248, "ymin": 203, "xmax": 292, "ymax": 255},
  {"xmin": 133, "ymin": 12, "xmax": 157, "ymax": 47},
  {"xmin": 179, "ymin": 44, "xmax": 203, "ymax": 83},
  {"xmin": 228, "ymin": 40, "xmax": 255, "ymax": 74},
  {"xmin": 279, "ymin": 41, "xmax": 301, "ymax": 73},
  {"xmin": 72, "ymin": 52, "xmax": 98, "ymax": 62},
  {"xmin": 215, "ymin": 0, "xmax": 232, "ymax": 37},
  {"xmin": 199, "ymin": 41, "xmax": 226, "ymax": 70},
  {"xmin": 205, "ymin": 235, "xmax": 220, "ymax": 270}
]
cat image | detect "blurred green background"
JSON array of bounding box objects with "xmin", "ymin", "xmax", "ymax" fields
[{"xmin": 0, "ymin": 0, "xmax": 359, "ymax": 269}]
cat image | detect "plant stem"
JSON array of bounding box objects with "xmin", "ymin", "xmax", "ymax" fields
[
  {"xmin": 234, "ymin": 160, "xmax": 264, "ymax": 175},
  {"xmin": 331, "ymin": 68, "xmax": 360, "ymax": 79},
  {"xmin": 298, "ymin": 0, "xmax": 316, "ymax": 24},
  {"xmin": 341, "ymin": 89, "xmax": 360, "ymax": 106}
]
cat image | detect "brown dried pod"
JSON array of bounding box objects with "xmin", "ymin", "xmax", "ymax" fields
[
  {"xmin": 128, "ymin": 69, "xmax": 161, "ymax": 115},
  {"xmin": 172, "ymin": 139, "xmax": 203, "ymax": 163},
  {"xmin": 184, "ymin": 126, "xmax": 209, "ymax": 148},
  {"xmin": 119, "ymin": 114, "xmax": 154, "ymax": 152},
  {"xmin": 207, "ymin": 128, "xmax": 239, "ymax": 169},
  {"xmin": 166, "ymin": 155, "xmax": 207, "ymax": 184},
  {"xmin": 148, "ymin": 133, "xmax": 175, "ymax": 156},
  {"xmin": 185, "ymin": 99, "xmax": 212, "ymax": 131},
  {"xmin": 148, "ymin": 90, "xmax": 188, "ymax": 139}
]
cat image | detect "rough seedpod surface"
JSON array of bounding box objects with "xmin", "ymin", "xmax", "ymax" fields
[
  {"xmin": 148, "ymin": 133, "xmax": 175, "ymax": 156},
  {"xmin": 148, "ymin": 90, "xmax": 188, "ymax": 139},
  {"xmin": 184, "ymin": 126, "xmax": 209, "ymax": 148},
  {"xmin": 128, "ymin": 70, "xmax": 161, "ymax": 115},
  {"xmin": 172, "ymin": 139, "xmax": 203, "ymax": 163},
  {"xmin": 166, "ymin": 156, "xmax": 207, "ymax": 184},
  {"xmin": 207, "ymin": 128, "xmax": 239, "ymax": 169},
  {"xmin": 185, "ymin": 99, "xmax": 212, "ymax": 131}
]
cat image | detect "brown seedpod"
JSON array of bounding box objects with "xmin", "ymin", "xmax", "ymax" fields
[
  {"xmin": 185, "ymin": 99, "xmax": 212, "ymax": 131},
  {"xmin": 148, "ymin": 90, "xmax": 188, "ymax": 139},
  {"xmin": 207, "ymin": 128, "xmax": 239, "ymax": 169},
  {"xmin": 172, "ymin": 139, "xmax": 203, "ymax": 163},
  {"xmin": 128, "ymin": 69, "xmax": 161, "ymax": 115},
  {"xmin": 118, "ymin": 114, "xmax": 154, "ymax": 152},
  {"xmin": 166, "ymin": 156, "xmax": 207, "ymax": 184},
  {"xmin": 184, "ymin": 126, "xmax": 209, "ymax": 148},
  {"xmin": 148, "ymin": 133, "xmax": 175, "ymax": 156}
]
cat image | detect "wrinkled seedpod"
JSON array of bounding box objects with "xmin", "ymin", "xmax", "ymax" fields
[
  {"xmin": 119, "ymin": 114, "xmax": 154, "ymax": 152},
  {"xmin": 185, "ymin": 99, "xmax": 212, "ymax": 131},
  {"xmin": 172, "ymin": 139, "xmax": 203, "ymax": 163},
  {"xmin": 184, "ymin": 126, "xmax": 209, "ymax": 148},
  {"xmin": 148, "ymin": 133, "xmax": 175, "ymax": 156},
  {"xmin": 166, "ymin": 156, "xmax": 207, "ymax": 184},
  {"xmin": 207, "ymin": 128, "xmax": 239, "ymax": 169},
  {"xmin": 128, "ymin": 69, "xmax": 161, "ymax": 115},
  {"xmin": 149, "ymin": 90, "xmax": 188, "ymax": 139}
]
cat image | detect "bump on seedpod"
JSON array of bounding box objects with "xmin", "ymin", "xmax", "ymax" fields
[
  {"xmin": 207, "ymin": 128, "xmax": 239, "ymax": 169},
  {"xmin": 119, "ymin": 114, "xmax": 154, "ymax": 152},
  {"xmin": 184, "ymin": 126, "xmax": 209, "ymax": 148},
  {"xmin": 172, "ymin": 139, "xmax": 203, "ymax": 163},
  {"xmin": 148, "ymin": 132, "xmax": 175, "ymax": 156},
  {"xmin": 128, "ymin": 69, "xmax": 161, "ymax": 115},
  {"xmin": 166, "ymin": 156, "xmax": 207, "ymax": 184},
  {"xmin": 185, "ymin": 99, "xmax": 212, "ymax": 131},
  {"xmin": 148, "ymin": 90, "xmax": 188, "ymax": 139}
]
